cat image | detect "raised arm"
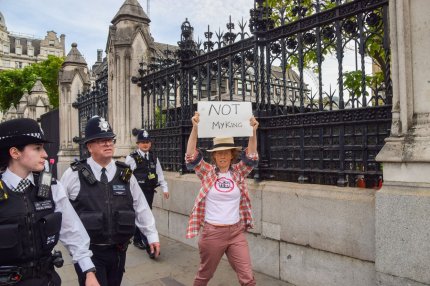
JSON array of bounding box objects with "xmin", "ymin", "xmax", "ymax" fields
[
  {"xmin": 247, "ymin": 116, "xmax": 259, "ymax": 154},
  {"xmin": 186, "ymin": 111, "xmax": 200, "ymax": 156}
]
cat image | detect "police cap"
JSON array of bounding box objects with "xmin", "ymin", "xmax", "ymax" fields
[
  {"xmin": 0, "ymin": 118, "xmax": 51, "ymax": 148},
  {"xmin": 83, "ymin": 116, "xmax": 116, "ymax": 144},
  {"xmin": 136, "ymin": 129, "xmax": 151, "ymax": 143}
]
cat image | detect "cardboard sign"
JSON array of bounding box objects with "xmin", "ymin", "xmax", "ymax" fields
[{"xmin": 197, "ymin": 101, "xmax": 253, "ymax": 138}]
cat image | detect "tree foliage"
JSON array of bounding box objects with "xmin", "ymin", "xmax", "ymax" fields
[
  {"xmin": 0, "ymin": 55, "xmax": 64, "ymax": 111},
  {"xmin": 265, "ymin": 0, "xmax": 387, "ymax": 99}
]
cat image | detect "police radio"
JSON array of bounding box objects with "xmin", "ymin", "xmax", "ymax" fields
[{"xmin": 37, "ymin": 171, "xmax": 52, "ymax": 199}]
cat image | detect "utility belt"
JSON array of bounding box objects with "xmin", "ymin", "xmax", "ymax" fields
[
  {"xmin": 90, "ymin": 242, "xmax": 129, "ymax": 252},
  {"xmin": 0, "ymin": 251, "xmax": 63, "ymax": 285}
]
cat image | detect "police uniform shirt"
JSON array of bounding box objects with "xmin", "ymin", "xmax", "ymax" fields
[
  {"xmin": 1, "ymin": 168, "xmax": 95, "ymax": 272},
  {"xmin": 60, "ymin": 157, "xmax": 160, "ymax": 244},
  {"xmin": 124, "ymin": 149, "xmax": 169, "ymax": 193}
]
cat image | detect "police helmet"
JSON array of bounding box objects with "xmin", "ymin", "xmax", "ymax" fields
[
  {"xmin": 136, "ymin": 129, "xmax": 151, "ymax": 143},
  {"xmin": 0, "ymin": 118, "xmax": 51, "ymax": 148},
  {"xmin": 83, "ymin": 116, "xmax": 116, "ymax": 144}
]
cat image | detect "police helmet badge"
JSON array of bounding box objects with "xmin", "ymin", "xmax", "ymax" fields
[
  {"xmin": 143, "ymin": 130, "xmax": 149, "ymax": 138},
  {"xmin": 98, "ymin": 117, "xmax": 110, "ymax": 132}
]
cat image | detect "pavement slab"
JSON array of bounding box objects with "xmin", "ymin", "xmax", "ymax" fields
[{"xmin": 56, "ymin": 235, "xmax": 293, "ymax": 286}]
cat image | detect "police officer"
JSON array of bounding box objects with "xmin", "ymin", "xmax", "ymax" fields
[
  {"xmin": 125, "ymin": 129, "xmax": 168, "ymax": 255},
  {"xmin": 60, "ymin": 116, "xmax": 160, "ymax": 286},
  {"xmin": 0, "ymin": 118, "xmax": 99, "ymax": 286}
]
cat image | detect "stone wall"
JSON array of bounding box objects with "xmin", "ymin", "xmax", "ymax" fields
[{"xmin": 152, "ymin": 171, "xmax": 377, "ymax": 286}]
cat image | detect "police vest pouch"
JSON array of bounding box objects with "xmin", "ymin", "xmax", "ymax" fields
[
  {"xmin": 39, "ymin": 212, "xmax": 62, "ymax": 250},
  {"xmin": 0, "ymin": 224, "xmax": 23, "ymax": 262},
  {"xmin": 114, "ymin": 210, "xmax": 135, "ymax": 235},
  {"xmin": 79, "ymin": 212, "xmax": 103, "ymax": 237}
]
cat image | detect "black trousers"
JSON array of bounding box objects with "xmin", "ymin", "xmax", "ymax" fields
[
  {"xmin": 133, "ymin": 187, "xmax": 155, "ymax": 244},
  {"xmin": 17, "ymin": 269, "xmax": 61, "ymax": 286},
  {"xmin": 74, "ymin": 245, "xmax": 127, "ymax": 286}
]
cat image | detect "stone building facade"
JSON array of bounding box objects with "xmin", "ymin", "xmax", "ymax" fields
[
  {"xmin": 1, "ymin": 78, "xmax": 52, "ymax": 122},
  {"xmin": 57, "ymin": 43, "xmax": 91, "ymax": 174},
  {"xmin": 0, "ymin": 11, "xmax": 65, "ymax": 71}
]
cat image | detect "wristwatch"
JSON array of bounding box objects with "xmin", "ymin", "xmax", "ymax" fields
[{"xmin": 84, "ymin": 267, "xmax": 96, "ymax": 275}]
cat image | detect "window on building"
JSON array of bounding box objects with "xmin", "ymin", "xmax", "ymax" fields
[
  {"xmin": 27, "ymin": 40, "xmax": 32, "ymax": 47},
  {"xmin": 16, "ymin": 46, "xmax": 22, "ymax": 55},
  {"xmin": 28, "ymin": 47, "xmax": 34, "ymax": 57},
  {"xmin": 15, "ymin": 61, "xmax": 23, "ymax": 69},
  {"xmin": 3, "ymin": 60, "xmax": 10, "ymax": 67},
  {"xmin": 3, "ymin": 44, "xmax": 9, "ymax": 54},
  {"xmin": 15, "ymin": 39, "xmax": 20, "ymax": 46},
  {"xmin": 49, "ymin": 40, "xmax": 55, "ymax": 47}
]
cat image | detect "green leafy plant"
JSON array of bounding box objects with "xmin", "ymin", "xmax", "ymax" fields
[{"xmin": 0, "ymin": 55, "xmax": 64, "ymax": 111}]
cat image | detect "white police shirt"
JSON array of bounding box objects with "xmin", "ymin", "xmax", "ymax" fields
[
  {"xmin": 125, "ymin": 149, "xmax": 169, "ymax": 193},
  {"xmin": 60, "ymin": 157, "xmax": 160, "ymax": 244},
  {"xmin": 1, "ymin": 168, "xmax": 95, "ymax": 272}
]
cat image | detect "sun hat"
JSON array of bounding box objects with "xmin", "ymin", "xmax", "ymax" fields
[{"xmin": 206, "ymin": 137, "xmax": 242, "ymax": 152}]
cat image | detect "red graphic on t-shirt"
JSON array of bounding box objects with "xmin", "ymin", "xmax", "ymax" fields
[{"xmin": 215, "ymin": 177, "xmax": 234, "ymax": 192}]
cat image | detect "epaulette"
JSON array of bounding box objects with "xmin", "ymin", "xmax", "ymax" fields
[
  {"xmin": 71, "ymin": 158, "xmax": 87, "ymax": 171},
  {"xmin": 131, "ymin": 151, "xmax": 143, "ymax": 164},
  {"xmin": 116, "ymin": 161, "xmax": 132, "ymax": 183},
  {"xmin": 0, "ymin": 179, "xmax": 8, "ymax": 201},
  {"xmin": 70, "ymin": 159, "xmax": 97, "ymax": 185},
  {"xmin": 115, "ymin": 161, "xmax": 130, "ymax": 169}
]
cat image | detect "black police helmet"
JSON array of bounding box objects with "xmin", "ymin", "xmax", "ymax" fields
[
  {"xmin": 136, "ymin": 129, "xmax": 151, "ymax": 143},
  {"xmin": 83, "ymin": 116, "xmax": 116, "ymax": 144},
  {"xmin": 0, "ymin": 118, "xmax": 51, "ymax": 148}
]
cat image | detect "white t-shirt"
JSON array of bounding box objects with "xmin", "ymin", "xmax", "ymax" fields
[{"xmin": 205, "ymin": 171, "xmax": 241, "ymax": 225}]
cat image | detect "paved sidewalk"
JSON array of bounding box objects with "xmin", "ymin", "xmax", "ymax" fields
[{"xmin": 57, "ymin": 235, "xmax": 293, "ymax": 286}]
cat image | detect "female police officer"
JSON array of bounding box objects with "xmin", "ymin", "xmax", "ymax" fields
[{"xmin": 0, "ymin": 118, "xmax": 99, "ymax": 286}]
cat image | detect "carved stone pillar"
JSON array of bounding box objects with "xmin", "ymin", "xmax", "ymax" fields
[{"xmin": 375, "ymin": 1, "xmax": 430, "ymax": 285}]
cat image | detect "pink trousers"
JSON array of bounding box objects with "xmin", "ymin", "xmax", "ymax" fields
[{"xmin": 193, "ymin": 222, "xmax": 256, "ymax": 286}]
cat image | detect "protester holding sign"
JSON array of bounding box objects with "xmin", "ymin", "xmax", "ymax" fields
[{"xmin": 185, "ymin": 111, "xmax": 259, "ymax": 286}]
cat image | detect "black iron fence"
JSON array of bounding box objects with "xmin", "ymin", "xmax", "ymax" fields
[
  {"xmin": 76, "ymin": 0, "xmax": 392, "ymax": 188},
  {"xmin": 72, "ymin": 69, "xmax": 108, "ymax": 157}
]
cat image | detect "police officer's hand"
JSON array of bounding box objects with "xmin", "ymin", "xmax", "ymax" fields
[
  {"xmin": 163, "ymin": 192, "xmax": 170, "ymax": 199},
  {"xmin": 149, "ymin": 242, "xmax": 161, "ymax": 258},
  {"xmin": 85, "ymin": 272, "xmax": 100, "ymax": 286}
]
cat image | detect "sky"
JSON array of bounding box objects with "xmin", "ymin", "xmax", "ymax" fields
[
  {"xmin": 1, "ymin": 0, "xmax": 254, "ymax": 65},
  {"xmin": 1, "ymin": 0, "xmax": 373, "ymax": 95}
]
